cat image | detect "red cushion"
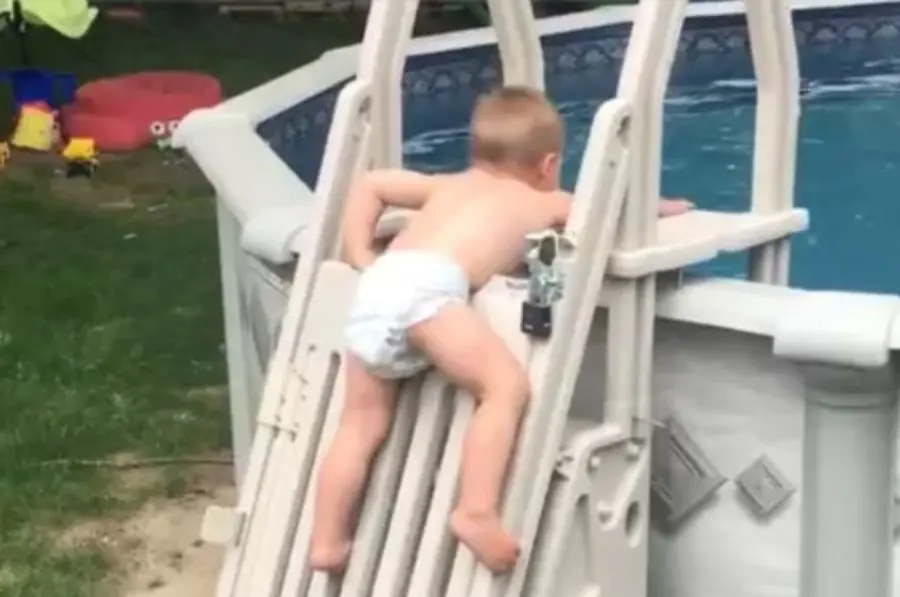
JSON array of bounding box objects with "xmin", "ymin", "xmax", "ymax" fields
[
  {"xmin": 60, "ymin": 71, "xmax": 221, "ymax": 152},
  {"xmin": 60, "ymin": 107, "xmax": 146, "ymax": 153}
]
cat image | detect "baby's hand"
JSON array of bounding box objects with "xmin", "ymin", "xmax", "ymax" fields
[{"xmin": 658, "ymin": 197, "xmax": 694, "ymax": 218}]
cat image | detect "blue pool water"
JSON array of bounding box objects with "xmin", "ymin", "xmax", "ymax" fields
[{"xmin": 403, "ymin": 66, "xmax": 900, "ymax": 295}]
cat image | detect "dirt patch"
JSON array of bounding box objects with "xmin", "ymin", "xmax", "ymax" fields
[
  {"xmin": 3, "ymin": 145, "xmax": 211, "ymax": 215},
  {"xmin": 185, "ymin": 385, "xmax": 229, "ymax": 411},
  {"xmin": 60, "ymin": 462, "xmax": 235, "ymax": 597}
]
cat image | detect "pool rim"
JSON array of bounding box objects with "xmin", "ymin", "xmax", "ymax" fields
[{"xmin": 218, "ymin": 0, "xmax": 896, "ymax": 125}]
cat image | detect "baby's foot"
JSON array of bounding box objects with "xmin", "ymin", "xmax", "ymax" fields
[
  {"xmin": 308, "ymin": 540, "xmax": 351, "ymax": 573},
  {"xmin": 450, "ymin": 509, "xmax": 519, "ymax": 573},
  {"xmin": 658, "ymin": 197, "xmax": 694, "ymax": 218}
]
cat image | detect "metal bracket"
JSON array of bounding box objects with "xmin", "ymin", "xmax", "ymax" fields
[
  {"xmin": 523, "ymin": 230, "xmax": 575, "ymax": 306},
  {"xmin": 553, "ymin": 423, "xmax": 626, "ymax": 486},
  {"xmin": 734, "ymin": 455, "xmax": 795, "ymax": 521},
  {"xmin": 650, "ymin": 417, "xmax": 726, "ymax": 534}
]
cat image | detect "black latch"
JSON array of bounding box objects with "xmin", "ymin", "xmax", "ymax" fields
[{"xmin": 520, "ymin": 232, "xmax": 566, "ymax": 339}]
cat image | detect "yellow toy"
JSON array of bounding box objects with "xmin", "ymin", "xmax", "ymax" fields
[
  {"xmin": 62, "ymin": 137, "xmax": 97, "ymax": 178},
  {"xmin": 62, "ymin": 137, "xmax": 96, "ymax": 161},
  {"xmin": 10, "ymin": 102, "xmax": 57, "ymax": 151},
  {"xmin": 0, "ymin": 142, "xmax": 9, "ymax": 169}
]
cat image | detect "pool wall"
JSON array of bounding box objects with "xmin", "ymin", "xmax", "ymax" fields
[{"xmin": 174, "ymin": 1, "xmax": 900, "ymax": 595}]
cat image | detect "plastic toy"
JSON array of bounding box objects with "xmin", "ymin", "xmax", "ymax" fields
[
  {"xmin": 149, "ymin": 119, "xmax": 179, "ymax": 150},
  {"xmin": 61, "ymin": 71, "xmax": 220, "ymax": 152},
  {"xmin": 0, "ymin": 68, "xmax": 76, "ymax": 110},
  {"xmin": 10, "ymin": 100, "xmax": 57, "ymax": 150},
  {"xmin": 61, "ymin": 137, "xmax": 97, "ymax": 177}
]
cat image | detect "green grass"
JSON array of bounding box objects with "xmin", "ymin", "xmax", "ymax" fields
[
  {"xmin": 0, "ymin": 152, "xmax": 229, "ymax": 596},
  {"xmin": 0, "ymin": 9, "xmax": 362, "ymax": 597}
]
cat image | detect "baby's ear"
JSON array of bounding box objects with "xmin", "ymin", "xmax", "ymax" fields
[{"xmin": 539, "ymin": 152, "xmax": 560, "ymax": 179}]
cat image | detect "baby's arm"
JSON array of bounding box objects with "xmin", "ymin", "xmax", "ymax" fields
[{"xmin": 342, "ymin": 169, "xmax": 446, "ymax": 269}]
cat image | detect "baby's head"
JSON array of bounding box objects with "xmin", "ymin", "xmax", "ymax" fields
[{"xmin": 469, "ymin": 85, "xmax": 563, "ymax": 191}]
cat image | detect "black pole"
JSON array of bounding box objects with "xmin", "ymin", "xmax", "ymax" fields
[{"xmin": 11, "ymin": 0, "xmax": 27, "ymax": 65}]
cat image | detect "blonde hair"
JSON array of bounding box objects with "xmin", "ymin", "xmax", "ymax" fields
[{"xmin": 469, "ymin": 85, "xmax": 564, "ymax": 168}]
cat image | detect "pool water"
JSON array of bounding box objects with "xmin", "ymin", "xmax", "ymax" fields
[{"xmin": 403, "ymin": 67, "xmax": 900, "ymax": 295}]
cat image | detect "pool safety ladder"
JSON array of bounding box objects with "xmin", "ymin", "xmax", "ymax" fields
[{"xmin": 199, "ymin": 1, "xmax": 808, "ymax": 596}]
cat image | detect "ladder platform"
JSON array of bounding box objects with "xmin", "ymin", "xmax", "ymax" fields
[
  {"xmin": 378, "ymin": 208, "xmax": 808, "ymax": 279},
  {"xmin": 609, "ymin": 208, "xmax": 809, "ymax": 278}
]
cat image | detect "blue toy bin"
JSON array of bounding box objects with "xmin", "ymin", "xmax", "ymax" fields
[{"xmin": 0, "ymin": 69, "xmax": 77, "ymax": 110}]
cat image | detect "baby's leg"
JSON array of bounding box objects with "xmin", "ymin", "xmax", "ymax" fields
[
  {"xmin": 408, "ymin": 304, "xmax": 529, "ymax": 573},
  {"xmin": 309, "ymin": 353, "xmax": 398, "ymax": 572}
]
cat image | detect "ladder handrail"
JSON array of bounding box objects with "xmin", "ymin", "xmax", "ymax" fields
[
  {"xmin": 746, "ymin": 0, "xmax": 800, "ymax": 218},
  {"xmin": 605, "ymin": 0, "xmax": 687, "ymax": 444},
  {"xmin": 363, "ymin": 0, "xmax": 421, "ymax": 169},
  {"xmin": 615, "ymin": 0, "xmax": 687, "ymax": 250},
  {"xmin": 212, "ymin": 79, "xmax": 372, "ymax": 597},
  {"xmin": 485, "ymin": 0, "xmax": 544, "ymax": 89},
  {"xmin": 229, "ymin": 83, "xmax": 373, "ymax": 597},
  {"xmin": 218, "ymin": 2, "xmax": 423, "ymax": 594},
  {"xmin": 468, "ymin": 98, "xmax": 635, "ymax": 597},
  {"xmin": 232, "ymin": 1, "xmax": 424, "ymax": 594},
  {"xmin": 745, "ymin": 0, "xmax": 800, "ymax": 285}
]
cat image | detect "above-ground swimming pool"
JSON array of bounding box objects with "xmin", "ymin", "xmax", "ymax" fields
[
  {"xmin": 402, "ymin": 28, "xmax": 900, "ymax": 295},
  {"xmin": 178, "ymin": 2, "xmax": 900, "ymax": 596}
]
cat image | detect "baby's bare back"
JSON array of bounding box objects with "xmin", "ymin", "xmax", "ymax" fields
[{"xmin": 389, "ymin": 172, "xmax": 562, "ymax": 289}]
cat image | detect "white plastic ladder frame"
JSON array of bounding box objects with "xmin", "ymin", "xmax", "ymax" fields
[
  {"xmin": 268, "ymin": 4, "xmax": 636, "ymax": 596},
  {"xmin": 451, "ymin": 4, "xmax": 691, "ymax": 597},
  {"xmin": 373, "ymin": 0, "xmax": 544, "ymax": 166},
  {"xmin": 409, "ymin": 96, "xmax": 632, "ymax": 597},
  {"xmin": 210, "ymin": 0, "xmax": 420, "ymax": 595},
  {"xmin": 601, "ymin": 0, "xmax": 687, "ymax": 450},
  {"xmin": 208, "ymin": 1, "xmax": 548, "ymax": 596},
  {"xmin": 214, "ymin": 85, "xmax": 372, "ymax": 597},
  {"xmin": 485, "ymin": 0, "xmax": 544, "ymax": 88},
  {"xmin": 207, "ymin": 0, "xmax": 634, "ymax": 594},
  {"xmin": 745, "ymin": 1, "xmax": 800, "ymax": 285},
  {"xmin": 207, "ymin": 1, "xmax": 804, "ymax": 596},
  {"xmin": 604, "ymin": 0, "xmax": 800, "ymax": 435}
]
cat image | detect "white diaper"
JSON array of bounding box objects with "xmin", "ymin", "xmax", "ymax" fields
[{"xmin": 345, "ymin": 251, "xmax": 469, "ymax": 379}]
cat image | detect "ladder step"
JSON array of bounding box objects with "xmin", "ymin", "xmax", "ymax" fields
[
  {"xmin": 201, "ymin": 505, "xmax": 245, "ymax": 546},
  {"xmin": 609, "ymin": 208, "xmax": 809, "ymax": 278}
]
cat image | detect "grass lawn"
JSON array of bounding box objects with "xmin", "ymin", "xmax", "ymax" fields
[{"xmin": 0, "ymin": 9, "xmax": 363, "ymax": 597}]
